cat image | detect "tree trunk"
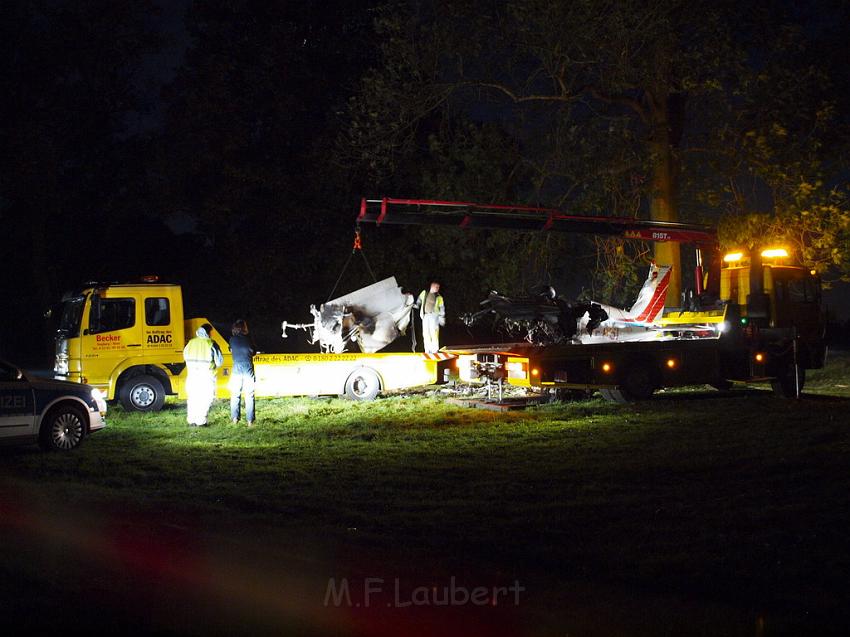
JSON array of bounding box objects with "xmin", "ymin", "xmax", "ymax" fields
[{"xmin": 647, "ymin": 93, "xmax": 682, "ymax": 307}]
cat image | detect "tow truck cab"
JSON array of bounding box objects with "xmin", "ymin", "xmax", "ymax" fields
[
  {"xmin": 719, "ymin": 249, "xmax": 825, "ymax": 371},
  {"xmin": 54, "ymin": 281, "xmax": 227, "ymax": 411}
]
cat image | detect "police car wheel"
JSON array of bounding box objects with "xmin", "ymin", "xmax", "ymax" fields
[
  {"xmin": 119, "ymin": 375, "xmax": 166, "ymax": 412},
  {"xmin": 39, "ymin": 404, "xmax": 86, "ymax": 451},
  {"xmin": 344, "ymin": 368, "xmax": 381, "ymax": 401}
]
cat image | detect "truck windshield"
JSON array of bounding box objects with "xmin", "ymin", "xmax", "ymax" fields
[{"xmin": 58, "ymin": 297, "xmax": 84, "ymax": 338}]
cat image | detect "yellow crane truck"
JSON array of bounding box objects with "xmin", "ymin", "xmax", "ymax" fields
[
  {"xmin": 53, "ymin": 280, "xmax": 451, "ymax": 411},
  {"xmin": 452, "ymin": 247, "xmax": 825, "ymax": 401},
  {"xmin": 358, "ymin": 198, "xmax": 827, "ymax": 401}
]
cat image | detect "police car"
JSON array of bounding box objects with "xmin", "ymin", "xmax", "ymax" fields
[{"xmin": 0, "ymin": 358, "xmax": 106, "ymax": 451}]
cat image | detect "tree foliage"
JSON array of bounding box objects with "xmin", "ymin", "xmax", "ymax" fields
[
  {"xmin": 340, "ymin": 0, "xmax": 850, "ymax": 302},
  {"xmin": 698, "ymin": 5, "xmax": 850, "ymax": 281}
]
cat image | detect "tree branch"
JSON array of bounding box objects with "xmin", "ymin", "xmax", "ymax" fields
[
  {"xmin": 476, "ymin": 81, "xmax": 648, "ymax": 123},
  {"xmin": 586, "ymin": 87, "xmax": 648, "ymax": 123},
  {"xmin": 476, "ymin": 81, "xmax": 579, "ymax": 104}
]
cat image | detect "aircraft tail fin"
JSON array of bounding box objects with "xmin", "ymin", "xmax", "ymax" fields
[{"xmin": 626, "ymin": 263, "xmax": 671, "ymax": 323}]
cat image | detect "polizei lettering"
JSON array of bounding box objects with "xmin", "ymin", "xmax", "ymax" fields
[
  {"xmin": 1, "ymin": 395, "xmax": 26, "ymax": 409},
  {"xmin": 147, "ymin": 334, "xmax": 173, "ymax": 345}
]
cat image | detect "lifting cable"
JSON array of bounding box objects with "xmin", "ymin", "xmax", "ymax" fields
[
  {"xmin": 326, "ymin": 226, "xmax": 419, "ymax": 353},
  {"xmin": 326, "ymin": 227, "xmax": 378, "ymax": 302}
]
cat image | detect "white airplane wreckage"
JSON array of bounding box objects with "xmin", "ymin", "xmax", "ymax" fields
[
  {"xmin": 281, "ymin": 277, "xmax": 415, "ymax": 354},
  {"xmin": 462, "ymin": 263, "xmax": 673, "ymax": 345},
  {"xmin": 281, "ymin": 264, "xmax": 673, "ymax": 355}
]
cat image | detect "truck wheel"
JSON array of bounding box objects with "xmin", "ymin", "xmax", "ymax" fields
[
  {"xmin": 38, "ymin": 404, "xmax": 86, "ymax": 451},
  {"xmin": 771, "ymin": 365, "xmax": 805, "ymax": 398},
  {"xmin": 620, "ymin": 365, "xmax": 657, "ymax": 401},
  {"xmin": 344, "ymin": 368, "xmax": 381, "ymax": 401},
  {"xmin": 119, "ymin": 375, "xmax": 166, "ymax": 411}
]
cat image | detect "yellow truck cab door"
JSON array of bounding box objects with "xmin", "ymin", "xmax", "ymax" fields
[
  {"xmin": 80, "ymin": 291, "xmax": 143, "ymax": 389},
  {"xmin": 141, "ymin": 296, "xmax": 181, "ymax": 357}
]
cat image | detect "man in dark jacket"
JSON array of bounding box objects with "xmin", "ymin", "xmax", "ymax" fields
[{"xmin": 229, "ymin": 319, "xmax": 256, "ymax": 425}]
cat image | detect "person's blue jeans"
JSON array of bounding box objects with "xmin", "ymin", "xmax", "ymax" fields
[{"xmin": 229, "ymin": 370, "xmax": 255, "ymax": 422}]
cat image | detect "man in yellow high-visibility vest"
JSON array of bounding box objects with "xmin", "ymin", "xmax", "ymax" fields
[
  {"xmin": 415, "ymin": 281, "xmax": 445, "ymax": 354},
  {"xmin": 183, "ymin": 323, "xmax": 223, "ymax": 426}
]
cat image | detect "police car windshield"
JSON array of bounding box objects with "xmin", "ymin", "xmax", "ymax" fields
[{"xmin": 58, "ymin": 297, "xmax": 84, "ymax": 337}]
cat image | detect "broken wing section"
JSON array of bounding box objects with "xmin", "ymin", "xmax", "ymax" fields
[{"xmin": 282, "ymin": 277, "xmax": 414, "ymax": 353}]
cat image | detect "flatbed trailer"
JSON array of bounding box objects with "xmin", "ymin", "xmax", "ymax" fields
[
  {"xmin": 449, "ymin": 303, "xmax": 825, "ymax": 402},
  {"xmin": 450, "ymin": 336, "xmax": 734, "ymax": 402},
  {"xmin": 246, "ymin": 351, "xmax": 448, "ymax": 401}
]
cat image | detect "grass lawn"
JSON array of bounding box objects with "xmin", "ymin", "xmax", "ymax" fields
[{"xmin": 1, "ymin": 353, "xmax": 850, "ymax": 635}]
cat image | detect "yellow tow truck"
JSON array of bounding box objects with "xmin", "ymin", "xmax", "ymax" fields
[
  {"xmin": 53, "ymin": 280, "xmax": 451, "ymax": 411},
  {"xmin": 358, "ymin": 198, "xmax": 826, "ymax": 401},
  {"xmin": 451, "ymin": 247, "xmax": 825, "ymax": 401}
]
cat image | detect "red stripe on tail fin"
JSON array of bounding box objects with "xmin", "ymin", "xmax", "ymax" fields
[{"xmin": 633, "ymin": 267, "xmax": 671, "ymax": 323}]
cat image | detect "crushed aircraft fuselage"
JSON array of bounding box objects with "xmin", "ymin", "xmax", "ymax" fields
[
  {"xmin": 463, "ymin": 263, "xmax": 671, "ymax": 345},
  {"xmin": 282, "ymin": 277, "xmax": 414, "ymax": 353},
  {"xmin": 462, "ymin": 288, "xmax": 609, "ymax": 345}
]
